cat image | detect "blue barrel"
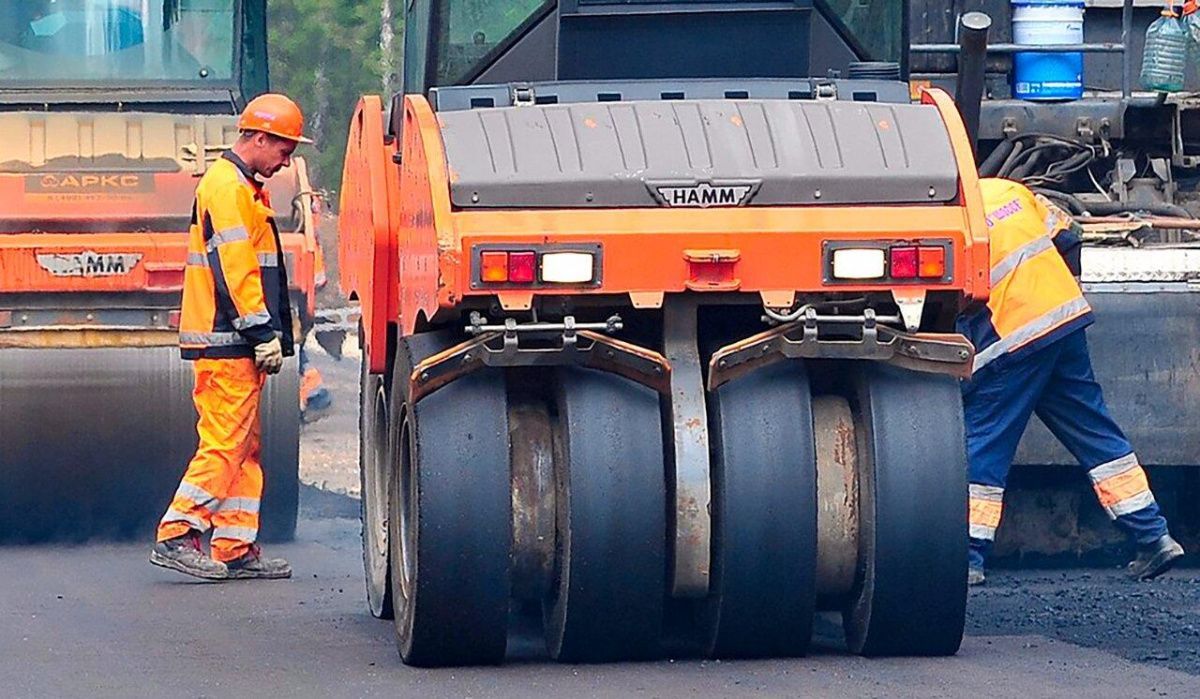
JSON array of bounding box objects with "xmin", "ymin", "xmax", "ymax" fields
[{"xmin": 1011, "ymin": 0, "xmax": 1085, "ymax": 101}]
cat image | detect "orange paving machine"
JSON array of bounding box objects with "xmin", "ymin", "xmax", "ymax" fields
[{"xmin": 341, "ymin": 0, "xmax": 989, "ymax": 667}]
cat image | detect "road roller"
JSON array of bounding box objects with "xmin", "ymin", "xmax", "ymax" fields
[
  {"xmin": 340, "ymin": 0, "xmax": 988, "ymax": 665},
  {"xmin": 0, "ymin": 0, "xmax": 316, "ymax": 542}
]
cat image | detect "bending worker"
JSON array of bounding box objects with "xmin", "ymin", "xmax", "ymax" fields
[
  {"xmin": 962, "ymin": 177, "xmax": 1184, "ymax": 586},
  {"xmin": 150, "ymin": 94, "xmax": 312, "ymax": 581}
]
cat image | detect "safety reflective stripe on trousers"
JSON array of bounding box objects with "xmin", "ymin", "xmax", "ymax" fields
[
  {"xmin": 160, "ymin": 508, "xmax": 208, "ymax": 532},
  {"xmin": 178, "ymin": 331, "xmax": 250, "ymax": 347},
  {"xmin": 173, "ymin": 481, "xmax": 219, "ymax": 510},
  {"xmin": 973, "ymin": 296, "xmax": 1091, "ymax": 372},
  {"xmin": 990, "ymin": 235, "xmax": 1054, "ymax": 286},
  {"xmin": 1088, "ymin": 453, "xmax": 1157, "ymax": 518},
  {"xmin": 216, "ymin": 497, "xmax": 261, "ymax": 516},
  {"xmin": 232, "ymin": 311, "xmax": 272, "ymax": 331},
  {"xmin": 968, "ymin": 483, "xmax": 1004, "ymax": 541},
  {"xmin": 212, "ymin": 526, "xmax": 258, "ymax": 543},
  {"xmin": 257, "ymin": 252, "xmax": 279, "ymax": 267},
  {"xmin": 204, "ymin": 226, "xmax": 249, "ymax": 253}
]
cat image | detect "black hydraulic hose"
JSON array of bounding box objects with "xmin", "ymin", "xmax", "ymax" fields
[
  {"xmin": 1087, "ymin": 199, "xmax": 1194, "ymax": 218},
  {"xmin": 1033, "ymin": 187, "xmax": 1195, "ymax": 218},
  {"xmin": 1007, "ymin": 149, "xmax": 1045, "ymax": 180},
  {"xmin": 1033, "ymin": 188, "xmax": 1088, "ymax": 215},
  {"xmin": 979, "ymin": 139, "xmax": 1015, "ymax": 177},
  {"xmin": 996, "ymin": 140, "xmax": 1027, "ymax": 178}
]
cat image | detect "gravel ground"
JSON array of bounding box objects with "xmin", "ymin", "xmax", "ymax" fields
[
  {"xmin": 298, "ymin": 335, "xmax": 361, "ymax": 497},
  {"xmin": 968, "ymin": 568, "xmax": 1200, "ymax": 676}
]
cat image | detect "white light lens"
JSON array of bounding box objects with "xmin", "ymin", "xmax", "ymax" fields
[
  {"xmin": 832, "ymin": 248, "xmax": 886, "ymax": 279},
  {"xmin": 541, "ymin": 252, "xmax": 594, "ymax": 283}
]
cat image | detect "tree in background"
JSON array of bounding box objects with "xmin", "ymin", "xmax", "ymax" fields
[{"xmin": 268, "ymin": 0, "xmax": 403, "ymax": 194}]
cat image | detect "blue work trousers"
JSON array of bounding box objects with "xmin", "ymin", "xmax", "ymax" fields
[{"xmin": 963, "ymin": 328, "xmax": 1168, "ymax": 568}]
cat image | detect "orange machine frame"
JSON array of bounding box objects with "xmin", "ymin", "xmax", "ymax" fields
[
  {"xmin": 0, "ymin": 161, "xmax": 321, "ymax": 339},
  {"xmin": 341, "ymin": 88, "xmax": 990, "ymax": 375}
]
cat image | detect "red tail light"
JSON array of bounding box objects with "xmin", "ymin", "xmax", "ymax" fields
[
  {"xmin": 508, "ymin": 252, "xmax": 537, "ymax": 283},
  {"xmin": 889, "ymin": 246, "xmax": 918, "ymax": 279}
]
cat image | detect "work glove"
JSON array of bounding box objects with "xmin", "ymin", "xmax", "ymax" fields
[{"xmin": 255, "ymin": 337, "xmax": 284, "ymax": 375}]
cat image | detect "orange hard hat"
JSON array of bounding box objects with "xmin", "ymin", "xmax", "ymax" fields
[{"xmin": 238, "ymin": 93, "xmax": 313, "ymax": 144}]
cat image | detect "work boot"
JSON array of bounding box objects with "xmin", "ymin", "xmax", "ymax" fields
[
  {"xmin": 225, "ymin": 544, "xmax": 292, "ymax": 580},
  {"xmin": 1127, "ymin": 534, "xmax": 1184, "ymax": 581},
  {"xmin": 150, "ymin": 532, "xmax": 228, "ymax": 581},
  {"xmin": 967, "ymin": 565, "xmax": 986, "ymax": 587}
]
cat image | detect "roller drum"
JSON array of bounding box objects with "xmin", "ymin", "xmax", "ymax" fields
[{"xmin": 0, "ymin": 347, "xmax": 299, "ymax": 543}]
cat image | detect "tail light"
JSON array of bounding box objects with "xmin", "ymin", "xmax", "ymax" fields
[
  {"xmin": 508, "ymin": 252, "xmax": 537, "ymax": 283},
  {"xmin": 918, "ymin": 246, "xmax": 946, "ymax": 278},
  {"xmin": 889, "ymin": 246, "xmax": 918, "ymax": 279},
  {"xmin": 831, "ymin": 248, "xmax": 886, "ymax": 280},
  {"xmin": 542, "ymin": 252, "xmax": 596, "ymax": 283},
  {"xmin": 826, "ymin": 241, "xmax": 950, "ymax": 283},
  {"xmin": 473, "ymin": 245, "xmax": 602, "ymax": 288},
  {"xmin": 481, "ymin": 251, "xmax": 510, "ymax": 282}
]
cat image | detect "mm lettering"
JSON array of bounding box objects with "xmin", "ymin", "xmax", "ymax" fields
[
  {"xmin": 653, "ymin": 182, "xmax": 757, "ymax": 208},
  {"xmin": 36, "ymin": 251, "xmax": 144, "ymax": 278}
]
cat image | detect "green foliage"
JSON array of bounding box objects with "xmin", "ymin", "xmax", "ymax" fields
[{"xmin": 267, "ymin": 0, "xmax": 402, "ymax": 196}]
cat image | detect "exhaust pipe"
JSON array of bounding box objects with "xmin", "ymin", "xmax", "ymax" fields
[{"xmin": 954, "ymin": 12, "xmax": 992, "ymax": 160}]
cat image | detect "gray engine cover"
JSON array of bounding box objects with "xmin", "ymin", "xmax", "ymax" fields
[{"xmin": 438, "ymin": 99, "xmax": 960, "ymax": 209}]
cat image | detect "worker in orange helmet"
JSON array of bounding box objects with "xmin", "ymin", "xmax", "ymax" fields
[{"xmin": 151, "ymin": 93, "xmax": 312, "ymax": 581}]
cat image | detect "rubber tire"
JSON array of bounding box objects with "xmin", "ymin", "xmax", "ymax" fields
[
  {"xmin": 704, "ymin": 361, "xmax": 817, "ymax": 658},
  {"xmin": 544, "ymin": 367, "xmax": 666, "ymax": 663},
  {"xmin": 360, "ymin": 353, "xmax": 393, "ymax": 619},
  {"xmin": 388, "ymin": 331, "xmax": 511, "ymax": 667},
  {"xmin": 844, "ymin": 364, "xmax": 967, "ymax": 656},
  {"xmin": 259, "ymin": 354, "xmax": 301, "ymax": 543}
]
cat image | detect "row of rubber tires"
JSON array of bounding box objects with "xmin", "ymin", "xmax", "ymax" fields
[{"xmin": 360, "ymin": 331, "xmax": 968, "ymax": 666}]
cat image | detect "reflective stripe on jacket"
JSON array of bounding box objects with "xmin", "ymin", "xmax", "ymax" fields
[
  {"xmin": 180, "ymin": 152, "xmax": 295, "ymax": 360},
  {"xmin": 957, "ymin": 178, "xmax": 1093, "ymax": 373}
]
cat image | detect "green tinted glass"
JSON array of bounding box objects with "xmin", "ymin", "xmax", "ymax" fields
[
  {"xmin": 820, "ymin": 0, "xmax": 904, "ymax": 64},
  {"xmin": 436, "ymin": 0, "xmax": 552, "ymax": 85}
]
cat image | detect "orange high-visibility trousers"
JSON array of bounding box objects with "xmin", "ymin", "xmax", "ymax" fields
[{"xmin": 157, "ymin": 358, "xmax": 265, "ymax": 562}]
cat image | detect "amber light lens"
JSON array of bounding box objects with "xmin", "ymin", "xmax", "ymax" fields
[
  {"xmin": 918, "ymin": 246, "xmax": 946, "ymax": 278},
  {"xmin": 481, "ymin": 251, "xmax": 509, "ymax": 282}
]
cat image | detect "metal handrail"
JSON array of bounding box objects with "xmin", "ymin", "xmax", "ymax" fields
[{"xmin": 910, "ymin": 0, "xmax": 1136, "ymax": 98}]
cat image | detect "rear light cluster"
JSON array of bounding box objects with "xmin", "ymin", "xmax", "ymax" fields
[
  {"xmin": 481, "ymin": 251, "xmax": 535, "ymax": 283},
  {"xmin": 475, "ymin": 246, "xmax": 600, "ymax": 287},
  {"xmin": 829, "ymin": 242, "xmax": 949, "ymax": 282}
]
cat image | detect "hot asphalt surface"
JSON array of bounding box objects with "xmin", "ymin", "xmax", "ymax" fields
[
  {"xmin": 1, "ymin": 502, "xmax": 1198, "ymax": 698},
  {"xmin": 4, "ymin": 351, "xmax": 1200, "ymax": 696}
]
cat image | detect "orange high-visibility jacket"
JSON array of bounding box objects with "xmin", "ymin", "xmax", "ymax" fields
[
  {"xmin": 958, "ymin": 178, "xmax": 1091, "ymax": 373},
  {"xmin": 179, "ymin": 152, "xmax": 294, "ymax": 360}
]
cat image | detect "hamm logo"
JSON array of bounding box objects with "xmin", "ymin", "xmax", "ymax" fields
[
  {"xmin": 37, "ymin": 251, "xmax": 143, "ymax": 277},
  {"xmin": 650, "ymin": 181, "xmax": 759, "ymax": 208}
]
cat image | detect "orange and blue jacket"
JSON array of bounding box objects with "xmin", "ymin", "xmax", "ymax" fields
[
  {"xmin": 958, "ymin": 178, "xmax": 1091, "ymax": 373},
  {"xmin": 179, "ymin": 151, "xmax": 295, "ymax": 360}
]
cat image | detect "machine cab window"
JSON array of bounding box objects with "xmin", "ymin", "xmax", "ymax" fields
[
  {"xmin": 0, "ymin": 0, "xmax": 237, "ymax": 83},
  {"xmin": 433, "ymin": 0, "xmax": 553, "ymax": 85},
  {"xmin": 410, "ymin": 0, "xmax": 908, "ymax": 95}
]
